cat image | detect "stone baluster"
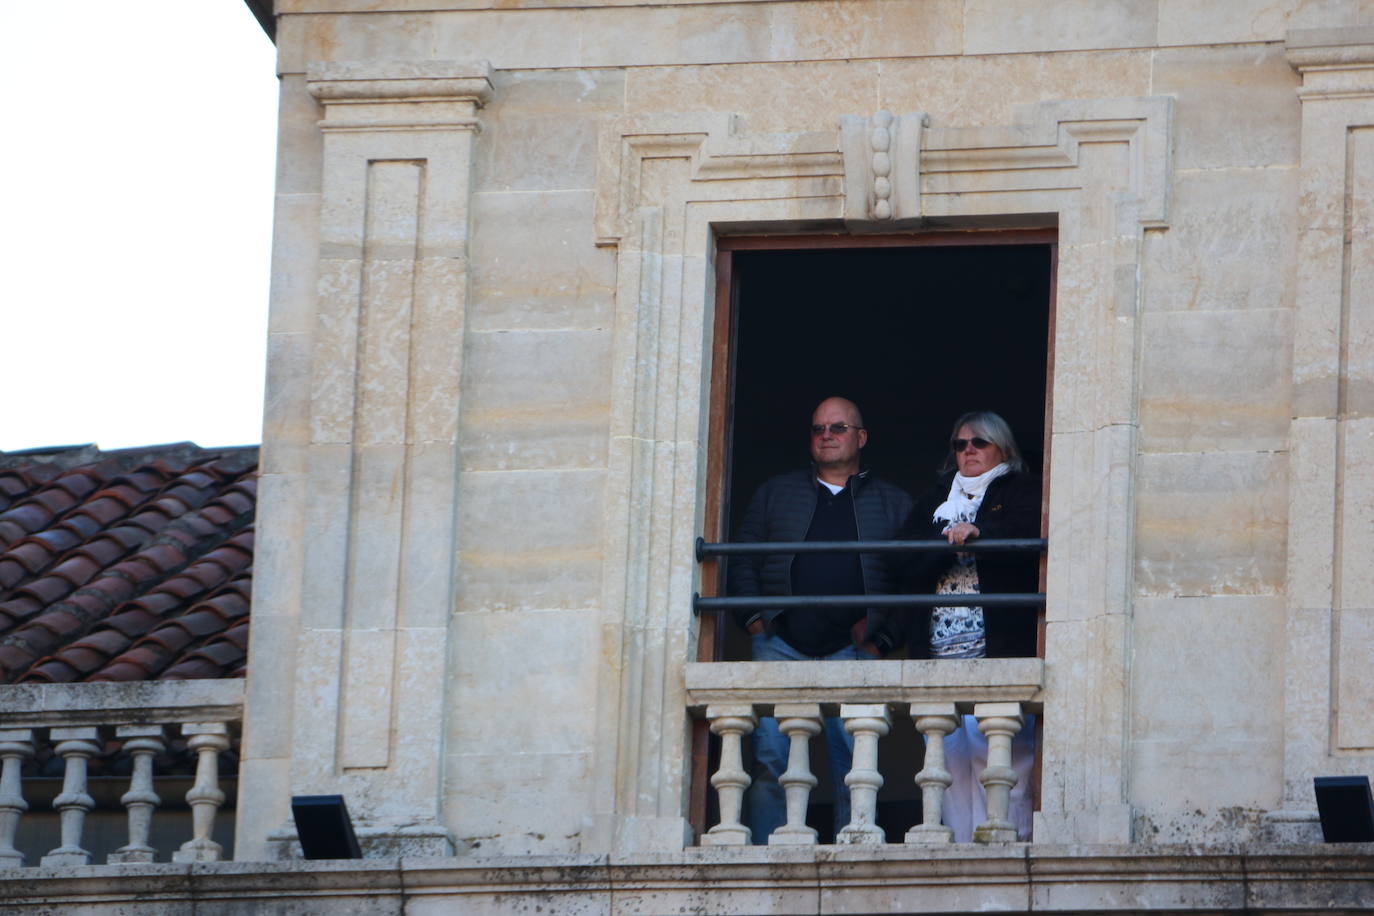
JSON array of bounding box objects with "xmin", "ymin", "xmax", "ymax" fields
[
  {"xmin": 0, "ymin": 729, "xmax": 35, "ymax": 866},
  {"xmin": 973, "ymin": 702, "xmax": 1024, "ymax": 844},
  {"xmin": 108, "ymin": 725, "xmax": 166, "ymax": 864},
  {"xmin": 905, "ymin": 704, "xmax": 959, "ymax": 844},
  {"xmin": 836, "ymin": 704, "xmax": 890, "ymax": 844},
  {"xmin": 701, "ymin": 705, "xmax": 756, "ymax": 845},
  {"xmin": 172, "ymin": 722, "xmax": 231, "ymax": 862},
  {"xmin": 41, "ymin": 727, "xmax": 101, "ymax": 866},
  {"xmin": 769, "ymin": 704, "xmax": 822, "ymax": 846}
]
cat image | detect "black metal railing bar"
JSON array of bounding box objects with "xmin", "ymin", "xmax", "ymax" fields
[
  {"xmin": 696, "ymin": 536, "xmax": 1046, "ymax": 560},
  {"xmin": 692, "ymin": 536, "xmax": 1047, "ymax": 616}
]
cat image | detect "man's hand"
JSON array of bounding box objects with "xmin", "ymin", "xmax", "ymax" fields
[{"xmin": 850, "ymin": 618, "xmax": 883, "ymax": 657}]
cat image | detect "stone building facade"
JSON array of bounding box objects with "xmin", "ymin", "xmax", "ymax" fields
[{"xmin": 6, "ymin": 0, "xmax": 1374, "ymax": 911}]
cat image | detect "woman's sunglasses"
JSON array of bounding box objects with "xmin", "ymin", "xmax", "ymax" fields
[{"xmin": 951, "ymin": 437, "xmax": 992, "ymax": 452}]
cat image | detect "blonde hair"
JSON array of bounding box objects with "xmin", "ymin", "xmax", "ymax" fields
[{"xmin": 940, "ymin": 410, "xmax": 1026, "ymax": 474}]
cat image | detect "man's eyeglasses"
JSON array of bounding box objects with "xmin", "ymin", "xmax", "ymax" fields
[
  {"xmin": 951, "ymin": 437, "xmax": 993, "ymax": 452},
  {"xmin": 810, "ymin": 423, "xmax": 863, "ymax": 437}
]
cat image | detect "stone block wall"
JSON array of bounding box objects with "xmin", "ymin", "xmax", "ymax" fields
[{"xmin": 241, "ymin": 0, "xmax": 1374, "ymax": 859}]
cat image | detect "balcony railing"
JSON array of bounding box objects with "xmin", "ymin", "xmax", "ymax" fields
[
  {"xmin": 692, "ymin": 536, "xmax": 1046, "ymax": 845},
  {"xmin": 693, "ymin": 536, "xmax": 1047, "ymax": 613},
  {"xmin": 0, "ymin": 680, "xmax": 242, "ymax": 868}
]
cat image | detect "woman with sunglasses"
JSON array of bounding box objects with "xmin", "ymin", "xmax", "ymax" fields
[{"xmin": 894, "ymin": 409, "xmax": 1041, "ymax": 841}]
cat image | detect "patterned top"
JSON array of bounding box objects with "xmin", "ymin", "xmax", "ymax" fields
[{"xmin": 930, "ymin": 556, "xmax": 985, "ymax": 658}]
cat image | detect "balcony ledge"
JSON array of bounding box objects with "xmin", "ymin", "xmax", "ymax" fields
[
  {"xmin": 1, "ymin": 845, "xmax": 1371, "ymax": 913},
  {"xmin": 0, "ymin": 679, "xmax": 245, "ymax": 729},
  {"xmin": 685, "ymin": 657, "xmax": 1045, "ymax": 710}
]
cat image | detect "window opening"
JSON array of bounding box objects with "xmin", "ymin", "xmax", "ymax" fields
[{"xmin": 694, "ymin": 232, "xmax": 1054, "ymax": 844}]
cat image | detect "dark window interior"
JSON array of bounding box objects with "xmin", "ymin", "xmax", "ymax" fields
[
  {"xmin": 720, "ymin": 243, "xmax": 1052, "ymax": 661},
  {"xmin": 728, "ymin": 244, "xmax": 1051, "ymax": 532}
]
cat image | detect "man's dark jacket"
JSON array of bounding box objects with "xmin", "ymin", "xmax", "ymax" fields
[
  {"xmin": 894, "ymin": 470, "xmax": 1041, "ymax": 658},
  {"xmin": 726, "ymin": 468, "xmax": 914, "ymax": 654}
]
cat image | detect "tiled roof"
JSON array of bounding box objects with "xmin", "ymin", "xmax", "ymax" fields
[{"xmin": 0, "ymin": 443, "xmax": 257, "ymax": 684}]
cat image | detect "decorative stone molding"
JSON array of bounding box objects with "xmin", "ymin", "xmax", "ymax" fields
[
  {"xmin": 592, "ymin": 95, "xmax": 1171, "ymax": 851},
  {"xmin": 307, "ymin": 61, "xmax": 492, "ymax": 132},
  {"xmin": 594, "ymin": 112, "xmax": 840, "ymax": 247},
  {"xmin": 1269, "ymin": 27, "xmax": 1374, "ymax": 843},
  {"xmin": 242, "ymin": 59, "xmax": 494, "ymax": 860},
  {"xmin": 840, "ymin": 110, "xmax": 928, "ymax": 224}
]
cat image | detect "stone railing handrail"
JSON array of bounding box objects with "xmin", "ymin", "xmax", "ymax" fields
[
  {"xmin": 0, "ymin": 680, "xmax": 245, "ymax": 729},
  {"xmin": 0, "ymin": 679, "xmax": 244, "ymax": 869},
  {"xmin": 685, "ymin": 657, "xmax": 1045, "ymax": 708}
]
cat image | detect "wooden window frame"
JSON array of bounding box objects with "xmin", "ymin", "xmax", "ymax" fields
[{"xmin": 699, "ymin": 228, "xmax": 1057, "ymax": 662}]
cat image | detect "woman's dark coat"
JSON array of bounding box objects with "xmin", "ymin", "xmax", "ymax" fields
[{"xmin": 894, "ymin": 470, "xmax": 1042, "ymax": 658}]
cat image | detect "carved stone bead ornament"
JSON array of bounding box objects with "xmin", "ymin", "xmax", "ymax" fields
[{"xmin": 841, "ymin": 110, "xmax": 929, "ymax": 224}]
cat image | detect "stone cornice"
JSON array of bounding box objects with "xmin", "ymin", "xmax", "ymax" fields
[
  {"xmin": 1287, "ymin": 28, "xmax": 1374, "ymax": 97},
  {"xmin": 306, "ymin": 60, "xmax": 493, "ymax": 131}
]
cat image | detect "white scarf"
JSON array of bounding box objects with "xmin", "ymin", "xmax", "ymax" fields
[{"xmin": 932, "ymin": 463, "xmax": 1010, "ymax": 530}]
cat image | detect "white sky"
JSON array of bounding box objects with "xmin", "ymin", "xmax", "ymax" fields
[{"xmin": 1, "ymin": 3, "xmax": 279, "ymax": 452}]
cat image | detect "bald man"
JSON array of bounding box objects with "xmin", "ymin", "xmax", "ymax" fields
[{"xmin": 727, "ymin": 396, "xmax": 912, "ymax": 843}]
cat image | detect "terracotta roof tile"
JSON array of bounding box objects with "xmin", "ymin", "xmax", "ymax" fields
[
  {"xmin": 29, "ymin": 528, "xmax": 83, "ymax": 553},
  {"xmin": 0, "ymin": 444, "xmax": 257, "ymax": 684},
  {"xmin": 99, "ymin": 607, "xmax": 160, "ymax": 638},
  {"xmin": 16, "ymin": 576, "xmax": 76, "ymax": 606},
  {"xmin": 5, "ymin": 540, "xmax": 57, "ymax": 575}
]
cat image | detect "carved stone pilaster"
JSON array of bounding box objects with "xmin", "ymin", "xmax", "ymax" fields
[
  {"xmin": 242, "ymin": 60, "xmax": 492, "ymax": 860},
  {"xmin": 1269, "ymin": 28, "xmax": 1374, "ymax": 843}
]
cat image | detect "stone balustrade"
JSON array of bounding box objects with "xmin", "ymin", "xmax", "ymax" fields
[
  {"xmin": 686, "ymin": 657, "xmax": 1043, "ymax": 847},
  {"xmin": 0, "ymin": 680, "xmax": 243, "ymax": 868}
]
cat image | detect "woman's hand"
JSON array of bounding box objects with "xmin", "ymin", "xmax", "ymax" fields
[{"xmin": 945, "ymin": 522, "xmax": 980, "ymax": 545}]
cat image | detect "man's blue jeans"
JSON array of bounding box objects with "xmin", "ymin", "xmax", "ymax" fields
[{"xmin": 746, "ymin": 632, "xmax": 874, "ymax": 844}]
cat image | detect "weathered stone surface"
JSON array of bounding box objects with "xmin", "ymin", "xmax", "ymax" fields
[
  {"xmin": 1157, "ymin": 0, "xmax": 1364, "ymax": 45},
  {"xmin": 1141, "ymin": 167, "xmax": 1297, "ymax": 314},
  {"xmin": 219, "ymin": 0, "xmax": 1374, "ymax": 885},
  {"xmin": 880, "ymin": 50, "xmax": 1151, "ymax": 129},
  {"xmin": 1138, "ymin": 308, "xmax": 1292, "ymax": 454},
  {"xmin": 5, "ymin": 849, "xmax": 1374, "ymax": 912},
  {"xmin": 444, "ymin": 752, "xmax": 596, "ymax": 855},
  {"xmin": 468, "ymin": 190, "xmax": 616, "ymax": 331},
  {"xmin": 625, "ymin": 60, "xmax": 881, "ymax": 134},
  {"xmin": 1134, "ymin": 451, "xmax": 1288, "ymax": 597},
  {"xmin": 475, "ymin": 70, "xmax": 624, "ymax": 193},
  {"xmin": 964, "ymin": 0, "xmax": 1159, "ymax": 54},
  {"xmin": 450, "ymin": 608, "xmax": 602, "ymax": 754},
  {"xmin": 455, "ymin": 469, "xmax": 606, "ymax": 611},
  {"xmin": 1129, "ymin": 597, "xmax": 1285, "ymax": 823},
  {"xmin": 459, "ymin": 328, "xmax": 612, "ymax": 470},
  {"xmin": 1152, "ymin": 43, "xmax": 1301, "ymax": 170}
]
